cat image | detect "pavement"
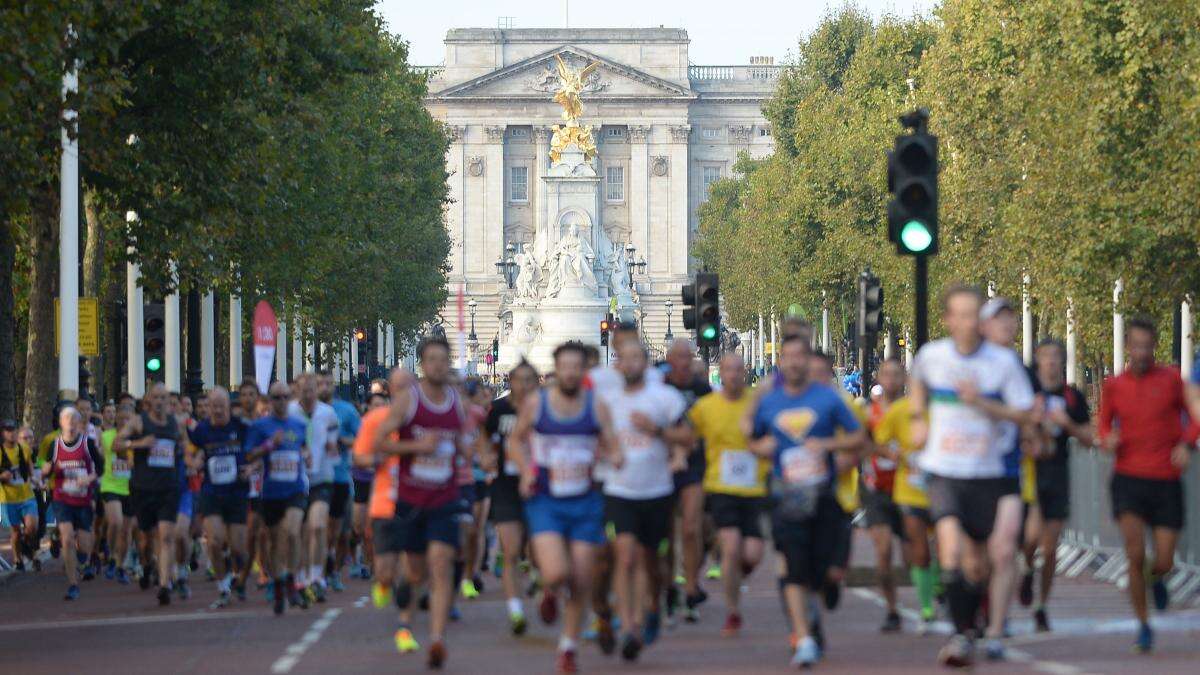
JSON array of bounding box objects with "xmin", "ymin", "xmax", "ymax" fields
[{"xmin": 2, "ymin": 529, "xmax": 1200, "ymax": 674}]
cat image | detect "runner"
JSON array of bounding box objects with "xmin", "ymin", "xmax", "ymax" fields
[
  {"xmin": 1098, "ymin": 317, "xmax": 1194, "ymax": 653},
  {"xmin": 43, "ymin": 407, "xmax": 100, "ymax": 600},
  {"xmin": 358, "ymin": 337, "xmax": 467, "ymax": 669},
  {"xmin": 1, "ymin": 418, "xmax": 40, "ymax": 571},
  {"xmin": 99, "ymin": 403, "xmax": 135, "ymax": 584},
  {"xmin": 688, "ymin": 353, "xmax": 768, "ymax": 637},
  {"xmin": 908, "ymin": 285, "xmax": 1035, "ymax": 667},
  {"xmin": 508, "ymin": 341, "xmax": 617, "ymax": 673},
  {"xmin": 351, "ymin": 390, "xmax": 389, "ymax": 580},
  {"xmin": 601, "ymin": 339, "xmax": 689, "ymax": 660},
  {"xmin": 236, "ymin": 379, "xmax": 268, "ymax": 596},
  {"xmin": 116, "ymin": 383, "xmax": 190, "ymax": 605},
  {"xmin": 749, "ymin": 334, "xmax": 865, "ymax": 667},
  {"xmin": 246, "ymin": 381, "xmax": 311, "ymax": 615},
  {"xmin": 484, "ymin": 360, "xmax": 539, "ymax": 636},
  {"xmin": 288, "ymin": 373, "xmax": 339, "ymax": 602},
  {"xmin": 861, "ymin": 357, "xmax": 907, "ymax": 632},
  {"xmin": 191, "ymin": 387, "xmax": 251, "ymax": 609},
  {"xmin": 321, "ymin": 370, "xmax": 360, "ymax": 592},
  {"xmin": 872, "ymin": 359, "xmax": 940, "ymax": 633},
  {"xmin": 660, "ymin": 339, "xmax": 712, "ymax": 624},
  {"xmin": 1020, "ymin": 339, "xmax": 1091, "ymax": 632}
]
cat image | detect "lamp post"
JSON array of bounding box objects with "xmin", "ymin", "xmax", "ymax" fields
[
  {"xmin": 665, "ymin": 299, "xmax": 674, "ymax": 342},
  {"xmin": 467, "ymin": 299, "xmax": 478, "ymax": 343},
  {"xmin": 494, "ymin": 243, "xmax": 518, "ymax": 289},
  {"xmin": 625, "ymin": 242, "xmax": 646, "ymax": 288}
]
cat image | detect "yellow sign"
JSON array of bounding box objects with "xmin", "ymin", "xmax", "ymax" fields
[{"xmin": 54, "ymin": 297, "xmax": 100, "ymax": 357}]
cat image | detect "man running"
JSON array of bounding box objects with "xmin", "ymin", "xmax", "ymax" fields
[
  {"xmin": 44, "ymin": 407, "xmax": 100, "ymax": 600},
  {"xmin": 1098, "ymin": 317, "xmax": 1194, "ymax": 653},
  {"xmin": 1018, "ymin": 339, "xmax": 1091, "ymax": 632},
  {"xmin": 321, "ymin": 371, "xmax": 360, "ymax": 592},
  {"xmin": 246, "ymin": 381, "xmax": 311, "ymax": 615},
  {"xmin": 750, "ymin": 334, "xmax": 865, "ymax": 667},
  {"xmin": 99, "ymin": 404, "xmax": 135, "ymax": 584},
  {"xmin": 601, "ymin": 339, "xmax": 689, "ymax": 660},
  {"xmin": 909, "ymin": 285, "xmax": 1035, "ymax": 667},
  {"xmin": 289, "ymin": 373, "xmax": 339, "ymax": 602},
  {"xmin": 357, "ymin": 338, "xmax": 466, "ymax": 669},
  {"xmin": 861, "ymin": 357, "xmax": 907, "ymax": 632},
  {"xmin": 688, "ymin": 353, "xmax": 767, "ymax": 637},
  {"xmin": 351, "ymin": 390, "xmax": 388, "ymax": 580},
  {"xmin": 192, "ymin": 388, "xmax": 251, "ymax": 608},
  {"xmin": 117, "ymin": 383, "xmax": 190, "ymax": 605},
  {"xmin": 484, "ymin": 360, "xmax": 540, "ymax": 636},
  {"xmin": 1, "ymin": 418, "xmax": 39, "ymax": 572},
  {"xmin": 509, "ymin": 342, "xmax": 617, "ymax": 673}
]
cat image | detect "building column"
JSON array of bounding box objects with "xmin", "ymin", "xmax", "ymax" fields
[
  {"xmin": 1182, "ymin": 298, "xmax": 1193, "ymax": 380},
  {"xmin": 386, "ymin": 323, "xmax": 395, "ymax": 367},
  {"xmin": 228, "ymin": 295, "xmax": 242, "ymax": 386},
  {"xmin": 276, "ymin": 318, "xmax": 287, "ymax": 384},
  {"xmin": 350, "ymin": 334, "xmax": 359, "ymax": 383},
  {"xmin": 58, "ymin": 67, "xmax": 80, "ymax": 396},
  {"xmin": 291, "ymin": 320, "xmax": 302, "ymax": 379},
  {"xmin": 666, "ymin": 124, "xmax": 691, "ymax": 278},
  {"xmin": 1066, "ymin": 300, "xmax": 1077, "ymax": 386},
  {"xmin": 1021, "ymin": 273, "xmax": 1033, "ymax": 366},
  {"xmin": 165, "ymin": 284, "xmax": 181, "ymax": 391},
  {"xmin": 532, "ymin": 125, "xmax": 552, "ymax": 242},
  {"xmin": 628, "ymin": 125, "xmax": 651, "ymax": 264},
  {"xmin": 821, "ymin": 292, "xmax": 831, "ymax": 353},
  {"xmin": 904, "ymin": 329, "xmax": 914, "ymax": 370},
  {"xmin": 482, "ymin": 124, "xmax": 506, "ymax": 281},
  {"xmin": 126, "ymin": 258, "xmax": 145, "ymax": 397},
  {"xmin": 1113, "ymin": 279, "xmax": 1124, "ymax": 375},
  {"xmin": 757, "ymin": 313, "xmax": 765, "ymax": 372},
  {"xmin": 446, "ymin": 126, "xmax": 467, "ymax": 278},
  {"xmin": 201, "ymin": 291, "xmax": 215, "ymax": 389},
  {"xmin": 306, "ymin": 327, "xmax": 315, "ymax": 370}
]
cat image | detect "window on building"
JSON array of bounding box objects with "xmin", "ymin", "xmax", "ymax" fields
[
  {"xmin": 701, "ymin": 166, "xmax": 722, "ymax": 201},
  {"xmin": 509, "ymin": 166, "xmax": 528, "ymax": 202},
  {"xmin": 759, "ymin": 126, "xmax": 771, "ymax": 137},
  {"xmin": 606, "ymin": 126, "xmax": 625, "ymax": 138},
  {"xmin": 510, "ymin": 127, "xmax": 529, "ymax": 138},
  {"xmin": 702, "ymin": 127, "xmax": 720, "ymax": 140},
  {"xmin": 606, "ymin": 166, "xmax": 625, "ymax": 202}
]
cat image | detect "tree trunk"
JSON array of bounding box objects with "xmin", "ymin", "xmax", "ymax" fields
[
  {"xmin": 82, "ymin": 190, "xmax": 104, "ymax": 399},
  {"xmin": 0, "ymin": 221, "xmax": 17, "ymax": 419},
  {"xmin": 22, "ymin": 186, "xmax": 58, "ymax": 436}
]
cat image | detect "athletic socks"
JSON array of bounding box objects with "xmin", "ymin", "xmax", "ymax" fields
[
  {"xmin": 911, "ymin": 566, "xmax": 936, "ymax": 616},
  {"xmin": 507, "ymin": 597, "xmax": 524, "ymax": 617},
  {"xmin": 943, "ymin": 569, "xmax": 983, "ymax": 636},
  {"xmin": 558, "ymin": 636, "xmax": 577, "ymax": 653}
]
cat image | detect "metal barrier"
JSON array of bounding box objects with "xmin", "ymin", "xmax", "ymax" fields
[{"xmin": 1057, "ymin": 441, "xmax": 1200, "ymax": 606}]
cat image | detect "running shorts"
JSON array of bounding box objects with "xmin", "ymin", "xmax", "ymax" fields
[
  {"xmin": 260, "ymin": 493, "xmax": 307, "ymax": 528},
  {"xmin": 525, "ymin": 490, "xmax": 605, "ymax": 544},
  {"xmin": 860, "ymin": 486, "xmax": 903, "ymax": 539},
  {"xmin": 1110, "ymin": 474, "xmax": 1184, "ymax": 530},
  {"xmin": 1035, "ymin": 463, "xmax": 1070, "ymax": 522},
  {"xmin": 329, "ymin": 482, "xmax": 351, "ymax": 520},
  {"xmin": 927, "ymin": 474, "xmax": 1020, "ymax": 542},
  {"xmin": 771, "ymin": 493, "xmax": 843, "ymax": 588},
  {"xmin": 133, "ymin": 489, "xmax": 179, "ymax": 531},
  {"xmin": 199, "ymin": 493, "xmax": 249, "ymax": 525},
  {"xmin": 352, "ymin": 479, "xmax": 372, "ymax": 505},
  {"xmin": 176, "ymin": 490, "xmax": 195, "ymax": 519},
  {"xmin": 605, "ymin": 494, "xmax": 673, "ymax": 549},
  {"xmin": 100, "ymin": 492, "xmax": 134, "ymax": 518},
  {"xmin": 371, "ymin": 499, "xmax": 460, "ymax": 554},
  {"xmin": 673, "ymin": 449, "xmax": 706, "ymax": 490},
  {"xmin": 706, "ymin": 493, "xmax": 764, "ymax": 538},
  {"xmin": 51, "ymin": 502, "xmax": 94, "ymax": 532},
  {"xmin": 308, "ymin": 483, "xmax": 334, "ymax": 505},
  {"xmin": 488, "ymin": 475, "xmax": 524, "ymax": 525}
]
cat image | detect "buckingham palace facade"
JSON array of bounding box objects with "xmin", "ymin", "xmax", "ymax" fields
[{"xmin": 421, "ymin": 27, "xmax": 778, "ymax": 357}]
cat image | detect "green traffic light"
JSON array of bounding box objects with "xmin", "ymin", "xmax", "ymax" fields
[
  {"xmin": 900, "ymin": 220, "xmax": 933, "ymax": 253},
  {"xmin": 146, "ymin": 357, "xmax": 162, "ymax": 372},
  {"xmin": 700, "ymin": 325, "xmax": 718, "ymax": 340}
]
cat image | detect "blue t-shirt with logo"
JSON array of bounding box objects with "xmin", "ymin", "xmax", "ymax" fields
[
  {"xmin": 245, "ymin": 415, "xmax": 308, "ymax": 499},
  {"xmin": 752, "ymin": 381, "xmax": 860, "ymax": 490},
  {"xmin": 330, "ymin": 398, "xmax": 360, "ymax": 485},
  {"xmin": 192, "ymin": 418, "xmax": 249, "ymax": 497}
]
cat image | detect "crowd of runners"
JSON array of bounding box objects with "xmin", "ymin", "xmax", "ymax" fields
[{"xmin": 1, "ymin": 282, "xmax": 1195, "ymax": 671}]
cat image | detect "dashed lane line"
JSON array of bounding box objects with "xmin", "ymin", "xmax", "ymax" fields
[{"xmin": 270, "ymin": 608, "xmax": 342, "ymax": 674}]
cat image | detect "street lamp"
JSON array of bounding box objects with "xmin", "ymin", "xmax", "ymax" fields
[
  {"xmin": 494, "ymin": 243, "xmax": 518, "ymax": 289},
  {"xmin": 665, "ymin": 299, "xmax": 674, "ymax": 342},
  {"xmin": 625, "ymin": 242, "xmax": 646, "ymax": 287},
  {"xmin": 467, "ymin": 299, "xmax": 478, "ymax": 342}
]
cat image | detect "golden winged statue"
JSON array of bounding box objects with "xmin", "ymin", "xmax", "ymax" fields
[{"xmin": 549, "ymin": 54, "xmax": 600, "ymax": 163}]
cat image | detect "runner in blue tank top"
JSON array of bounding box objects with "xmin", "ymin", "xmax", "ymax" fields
[{"xmin": 509, "ymin": 342, "xmax": 618, "ymax": 675}]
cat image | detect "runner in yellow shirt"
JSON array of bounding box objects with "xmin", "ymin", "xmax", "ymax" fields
[
  {"xmin": 99, "ymin": 404, "xmax": 136, "ymax": 583},
  {"xmin": 1, "ymin": 419, "xmax": 39, "ymax": 570},
  {"xmin": 689, "ymin": 353, "xmax": 768, "ymax": 637}
]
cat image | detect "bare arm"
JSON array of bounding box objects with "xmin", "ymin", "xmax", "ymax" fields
[
  {"xmin": 505, "ymin": 393, "xmax": 539, "ymax": 479},
  {"xmin": 374, "ymin": 386, "xmax": 438, "ymax": 457}
]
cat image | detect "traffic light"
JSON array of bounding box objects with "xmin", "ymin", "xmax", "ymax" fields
[
  {"xmin": 354, "ymin": 327, "xmax": 366, "ymax": 342},
  {"xmin": 681, "ymin": 273, "xmax": 720, "ymax": 348},
  {"xmin": 599, "ymin": 315, "xmax": 611, "ymax": 347},
  {"xmin": 857, "ymin": 271, "xmax": 884, "ymax": 345},
  {"xmin": 886, "ymin": 111, "xmax": 938, "ymax": 256},
  {"xmin": 491, "ymin": 338, "xmax": 499, "ymax": 361},
  {"xmin": 144, "ymin": 302, "xmax": 165, "ymax": 381}
]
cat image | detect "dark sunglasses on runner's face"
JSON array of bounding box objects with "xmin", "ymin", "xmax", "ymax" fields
[{"xmin": 270, "ymin": 394, "xmax": 288, "ymax": 401}]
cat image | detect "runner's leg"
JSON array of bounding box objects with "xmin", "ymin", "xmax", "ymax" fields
[
  {"xmin": 427, "ymin": 542, "xmax": 456, "ymax": 643},
  {"xmin": 564, "ymin": 540, "xmax": 596, "ymax": 645},
  {"xmin": 613, "ymin": 532, "xmax": 640, "ymax": 635},
  {"xmin": 1037, "ymin": 519, "xmax": 1064, "ymax": 607},
  {"xmin": 60, "ymin": 520, "xmax": 79, "ymax": 585},
  {"xmin": 204, "ymin": 516, "xmax": 229, "ymax": 581},
  {"xmin": 869, "ymin": 522, "xmax": 897, "ymax": 614},
  {"xmin": 985, "ymin": 496, "xmax": 1023, "ymax": 639},
  {"xmin": 719, "ymin": 527, "xmax": 743, "ymax": 613},
  {"xmin": 679, "ymin": 483, "xmax": 704, "ymax": 597}
]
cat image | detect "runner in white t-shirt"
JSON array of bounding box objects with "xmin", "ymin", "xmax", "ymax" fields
[
  {"xmin": 599, "ymin": 339, "xmax": 690, "ymax": 662},
  {"xmin": 288, "ymin": 373, "xmax": 339, "ymax": 602},
  {"xmin": 908, "ymin": 285, "xmax": 1035, "ymax": 668}
]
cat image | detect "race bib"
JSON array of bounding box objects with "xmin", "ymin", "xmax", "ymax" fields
[
  {"xmin": 110, "ymin": 457, "xmax": 132, "ymax": 480},
  {"xmin": 548, "ymin": 446, "xmax": 593, "ymax": 498},
  {"xmin": 63, "ymin": 467, "xmax": 88, "ymax": 496},
  {"xmin": 718, "ymin": 450, "xmax": 758, "ymax": 490},
  {"xmin": 410, "ymin": 438, "xmax": 454, "ymax": 484},
  {"xmin": 906, "ymin": 452, "xmax": 927, "ymax": 490},
  {"xmin": 936, "ymin": 425, "xmax": 990, "ymax": 457},
  {"xmin": 208, "ymin": 455, "xmax": 238, "ymax": 486},
  {"xmin": 268, "ymin": 450, "xmax": 300, "ymax": 482},
  {"xmin": 780, "ymin": 445, "xmax": 826, "ymax": 488},
  {"xmin": 148, "ymin": 439, "xmax": 176, "ymax": 468}
]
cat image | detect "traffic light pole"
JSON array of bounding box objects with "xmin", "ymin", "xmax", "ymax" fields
[{"xmin": 915, "ymin": 255, "xmax": 929, "ymax": 348}]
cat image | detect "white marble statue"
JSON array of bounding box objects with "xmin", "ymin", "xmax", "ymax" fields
[
  {"xmin": 545, "ymin": 224, "xmax": 597, "ymax": 297},
  {"xmin": 513, "ymin": 251, "xmax": 540, "ymax": 301},
  {"xmin": 608, "ymin": 244, "xmax": 630, "ymax": 296}
]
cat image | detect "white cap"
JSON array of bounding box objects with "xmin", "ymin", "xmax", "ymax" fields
[{"xmin": 870, "ymin": 384, "xmax": 884, "ymax": 398}]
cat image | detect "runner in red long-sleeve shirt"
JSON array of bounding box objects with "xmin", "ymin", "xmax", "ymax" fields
[{"xmin": 1097, "ymin": 317, "xmax": 1197, "ymax": 654}]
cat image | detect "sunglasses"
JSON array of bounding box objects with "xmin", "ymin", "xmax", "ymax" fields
[{"xmin": 270, "ymin": 394, "xmax": 289, "ymax": 401}]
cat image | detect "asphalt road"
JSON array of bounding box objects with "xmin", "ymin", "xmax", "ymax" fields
[{"xmin": 2, "ymin": 534, "xmax": 1199, "ymax": 674}]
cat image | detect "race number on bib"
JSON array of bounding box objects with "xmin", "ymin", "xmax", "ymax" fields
[
  {"xmin": 410, "ymin": 439, "xmax": 454, "ymax": 484},
  {"xmin": 780, "ymin": 446, "xmax": 826, "ymax": 488},
  {"xmin": 548, "ymin": 446, "xmax": 593, "ymax": 498},
  {"xmin": 110, "ymin": 457, "xmax": 131, "ymax": 480},
  {"xmin": 148, "ymin": 439, "xmax": 176, "ymax": 468},
  {"xmin": 906, "ymin": 452, "xmax": 927, "ymax": 490},
  {"xmin": 208, "ymin": 455, "xmax": 238, "ymax": 485},
  {"xmin": 718, "ymin": 450, "xmax": 758, "ymax": 490},
  {"xmin": 63, "ymin": 467, "xmax": 88, "ymax": 496},
  {"xmin": 268, "ymin": 450, "xmax": 300, "ymax": 482},
  {"xmin": 936, "ymin": 428, "xmax": 990, "ymax": 457}
]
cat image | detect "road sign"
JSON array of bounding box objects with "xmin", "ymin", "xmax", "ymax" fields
[{"xmin": 54, "ymin": 296, "xmax": 99, "ymax": 357}]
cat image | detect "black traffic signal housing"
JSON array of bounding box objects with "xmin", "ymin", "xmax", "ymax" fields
[
  {"xmin": 144, "ymin": 302, "xmax": 165, "ymax": 382},
  {"xmin": 681, "ymin": 273, "xmax": 720, "ymax": 348},
  {"xmin": 857, "ymin": 271, "xmax": 884, "ymax": 348},
  {"xmin": 886, "ymin": 110, "xmax": 938, "ymax": 256},
  {"xmin": 600, "ymin": 315, "xmax": 612, "ymax": 347},
  {"xmin": 491, "ymin": 338, "xmax": 499, "ymax": 361}
]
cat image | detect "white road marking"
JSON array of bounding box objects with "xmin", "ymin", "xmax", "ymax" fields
[
  {"xmin": 270, "ymin": 608, "xmax": 342, "ymax": 674},
  {"xmin": 354, "ymin": 596, "xmax": 368, "ymax": 608},
  {"xmin": 0, "ymin": 609, "xmax": 260, "ymax": 632}
]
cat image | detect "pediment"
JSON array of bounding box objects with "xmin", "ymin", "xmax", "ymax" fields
[{"xmin": 431, "ymin": 46, "xmax": 695, "ymax": 101}]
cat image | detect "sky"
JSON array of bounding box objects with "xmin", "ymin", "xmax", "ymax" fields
[{"xmin": 375, "ymin": 0, "xmax": 937, "ymax": 66}]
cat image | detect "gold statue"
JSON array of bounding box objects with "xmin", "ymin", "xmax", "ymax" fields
[{"xmin": 549, "ymin": 54, "xmax": 599, "ymax": 163}]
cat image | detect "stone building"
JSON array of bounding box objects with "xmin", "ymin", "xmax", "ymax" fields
[{"xmin": 421, "ymin": 27, "xmax": 777, "ymax": 364}]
